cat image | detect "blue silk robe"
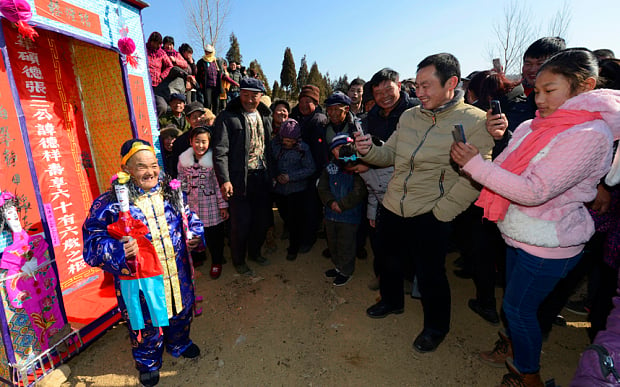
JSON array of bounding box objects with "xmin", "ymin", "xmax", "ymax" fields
[{"xmin": 82, "ymin": 182, "xmax": 204, "ymax": 372}]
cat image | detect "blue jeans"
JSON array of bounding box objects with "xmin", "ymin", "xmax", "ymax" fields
[{"xmin": 503, "ymin": 246, "xmax": 581, "ymax": 373}]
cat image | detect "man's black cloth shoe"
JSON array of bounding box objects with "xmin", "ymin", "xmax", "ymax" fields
[
  {"xmin": 468, "ymin": 298, "xmax": 500, "ymax": 325},
  {"xmin": 366, "ymin": 301, "xmax": 404, "ymax": 319},
  {"xmin": 324, "ymin": 268, "xmax": 339, "ymax": 278},
  {"xmin": 139, "ymin": 370, "xmax": 160, "ymax": 387},
  {"xmin": 333, "ymin": 273, "xmax": 351, "ymax": 286},
  {"xmin": 413, "ymin": 331, "xmax": 445, "ymax": 353},
  {"xmin": 181, "ymin": 343, "xmax": 201, "ymax": 359}
]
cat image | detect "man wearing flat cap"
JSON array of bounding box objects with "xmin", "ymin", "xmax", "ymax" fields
[
  {"xmin": 83, "ymin": 139, "xmax": 204, "ymax": 386},
  {"xmin": 324, "ymin": 91, "xmax": 356, "ymax": 144},
  {"xmin": 213, "ymin": 77, "xmax": 274, "ymax": 276},
  {"xmin": 158, "ymin": 93, "xmax": 191, "ymax": 133}
]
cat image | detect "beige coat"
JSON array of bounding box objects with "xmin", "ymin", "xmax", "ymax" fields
[{"xmin": 361, "ymin": 97, "xmax": 494, "ymax": 222}]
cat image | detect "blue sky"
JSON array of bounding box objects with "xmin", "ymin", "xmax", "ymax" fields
[{"xmin": 142, "ymin": 0, "xmax": 619, "ymax": 88}]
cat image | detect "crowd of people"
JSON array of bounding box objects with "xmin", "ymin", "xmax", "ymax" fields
[{"xmin": 83, "ymin": 32, "xmax": 620, "ymax": 386}]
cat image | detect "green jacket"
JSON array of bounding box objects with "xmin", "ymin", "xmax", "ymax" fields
[
  {"xmin": 158, "ymin": 111, "xmax": 191, "ymax": 133},
  {"xmin": 361, "ymin": 95, "xmax": 494, "ymax": 222}
]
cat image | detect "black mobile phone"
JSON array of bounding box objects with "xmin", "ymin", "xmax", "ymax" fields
[
  {"xmin": 491, "ymin": 100, "xmax": 502, "ymax": 115},
  {"xmin": 452, "ymin": 124, "xmax": 466, "ymax": 143}
]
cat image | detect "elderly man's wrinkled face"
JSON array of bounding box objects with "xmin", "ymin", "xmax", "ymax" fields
[
  {"xmin": 170, "ymin": 99, "xmax": 185, "ymax": 115},
  {"xmin": 298, "ymin": 96, "xmax": 316, "ymax": 116},
  {"xmin": 326, "ymin": 104, "xmax": 349, "ymax": 125},
  {"xmin": 124, "ymin": 151, "xmax": 160, "ymax": 191},
  {"xmin": 240, "ymin": 89, "xmax": 261, "ymax": 112}
]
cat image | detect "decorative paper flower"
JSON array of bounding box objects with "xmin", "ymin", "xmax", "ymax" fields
[
  {"xmin": 118, "ymin": 35, "xmax": 138, "ymax": 69},
  {"xmin": 0, "ymin": 0, "xmax": 38, "ymax": 41},
  {"xmin": 169, "ymin": 179, "xmax": 181, "ymax": 190},
  {"xmin": 0, "ymin": 191, "xmax": 14, "ymax": 207},
  {"xmin": 118, "ymin": 36, "xmax": 136, "ymax": 55}
]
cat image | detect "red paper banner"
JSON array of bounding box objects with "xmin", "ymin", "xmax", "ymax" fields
[
  {"xmin": 128, "ymin": 74, "xmax": 154, "ymax": 141},
  {"xmin": 34, "ymin": 0, "xmax": 102, "ymax": 36},
  {"xmin": 0, "ymin": 45, "xmax": 42, "ymax": 234},
  {"xmin": 3, "ymin": 22, "xmax": 99, "ymax": 291}
]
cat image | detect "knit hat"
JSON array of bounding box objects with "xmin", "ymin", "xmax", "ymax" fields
[
  {"xmin": 325, "ymin": 91, "xmax": 351, "ymax": 107},
  {"xmin": 299, "ymin": 85, "xmax": 320, "ymax": 104},
  {"xmin": 204, "ymin": 44, "xmax": 214, "ymax": 53},
  {"xmin": 240, "ymin": 77, "xmax": 265, "ymax": 93},
  {"xmin": 330, "ymin": 133, "xmax": 353, "ymax": 151},
  {"xmin": 279, "ymin": 119, "xmax": 301, "ymax": 139}
]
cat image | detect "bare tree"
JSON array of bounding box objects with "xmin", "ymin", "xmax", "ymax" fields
[
  {"xmin": 183, "ymin": 0, "xmax": 230, "ymax": 53},
  {"xmin": 548, "ymin": 0, "xmax": 571, "ymax": 37},
  {"xmin": 488, "ymin": 0, "xmax": 572, "ymax": 76},
  {"xmin": 489, "ymin": 0, "xmax": 536, "ymax": 75}
]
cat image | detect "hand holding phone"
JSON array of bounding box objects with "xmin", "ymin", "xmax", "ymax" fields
[
  {"xmin": 452, "ymin": 124, "xmax": 466, "ymax": 144},
  {"xmin": 491, "ymin": 100, "xmax": 502, "ymax": 116},
  {"xmin": 354, "ymin": 118, "xmax": 364, "ymax": 135}
]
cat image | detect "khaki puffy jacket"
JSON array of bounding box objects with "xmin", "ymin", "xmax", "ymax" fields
[{"xmin": 362, "ymin": 98, "xmax": 494, "ymax": 222}]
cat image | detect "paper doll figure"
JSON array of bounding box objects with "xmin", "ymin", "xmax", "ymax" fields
[
  {"xmin": 0, "ymin": 191, "xmax": 66, "ymax": 350},
  {"xmin": 107, "ymin": 173, "xmax": 169, "ymax": 333}
]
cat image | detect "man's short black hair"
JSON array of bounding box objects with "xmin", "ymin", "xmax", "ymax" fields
[
  {"xmin": 349, "ymin": 77, "xmax": 365, "ymax": 89},
  {"xmin": 368, "ymin": 68, "xmax": 399, "ymax": 89},
  {"xmin": 523, "ymin": 37, "xmax": 566, "ymax": 60},
  {"xmin": 417, "ymin": 53, "xmax": 460, "ymax": 86}
]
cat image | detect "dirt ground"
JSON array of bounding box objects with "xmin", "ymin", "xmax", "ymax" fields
[{"xmin": 59, "ymin": 222, "xmax": 590, "ymax": 387}]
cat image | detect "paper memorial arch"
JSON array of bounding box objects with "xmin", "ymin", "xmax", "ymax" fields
[{"xmin": 0, "ymin": 0, "xmax": 157, "ymax": 385}]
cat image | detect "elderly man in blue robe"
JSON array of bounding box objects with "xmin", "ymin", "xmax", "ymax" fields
[{"xmin": 82, "ymin": 139, "xmax": 204, "ymax": 387}]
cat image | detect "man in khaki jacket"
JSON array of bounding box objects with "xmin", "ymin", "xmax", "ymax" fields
[{"xmin": 355, "ymin": 53, "xmax": 494, "ymax": 353}]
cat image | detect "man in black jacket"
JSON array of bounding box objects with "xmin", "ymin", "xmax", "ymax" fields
[
  {"xmin": 362, "ymin": 68, "xmax": 419, "ymax": 142},
  {"xmin": 213, "ymin": 78, "xmax": 273, "ymax": 275},
  {"xmin": 289, "ymin": 84, "xmax": 329, "ymax": 251}
]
